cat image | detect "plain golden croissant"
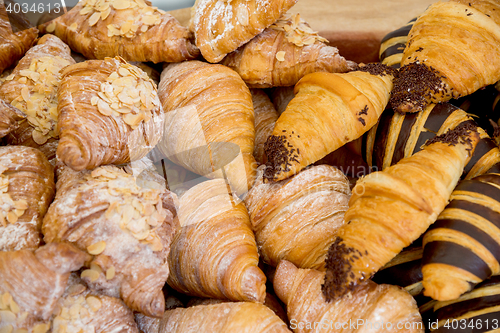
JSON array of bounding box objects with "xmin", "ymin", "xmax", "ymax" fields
[
  {"xmin": 0, "ymin": 243, "xmax": 89, "ymax": 332},
  {"xmin": 0, "ymin": 145, "xmax": 55, "ymax": 251},
  {"xmin": 57, "ymin": 56, "xmax": 164, "ymax": 171},
  {"xmin": 51, "ymin": 274, "xmax": 139, "ymax": 333},
  {"xmin": 221, "ymin": 13, "xmax": 356, "ymax": 88},
  {"xmin": 40, "ymin": 0, "xmax": 199, "ymax": 63},
  {"xmin": 0, "ymin": 98, "xmax": 25, "ymax": 139},
  {"xmin": 0, "ymin": 34, "xmax": 75, "ymax": 161},
  {"xmin": 421, "ymin": 173, "xmax": 500, "ymax": 301},
  {"xmin": 0, "ymin": 2, "xmax": 38, "ymax": 74},
  {"xmin": 167, "ymin": 178, "xmax": 267, "ymax": 303},
  {"xmin": 264, "ymin": 64, "xmax": 395, "ymax": 182},
  {"xmin": 274, "ymin": 260, "xmax": 424, "ymax": 333},
  {"xmin": 390, "ymin": 0, "xmax": 500, "ymax": 113},
  {"xmin": 323, "ymin": 122, "xmax": 480, "ymax": 300},
  {"xmin": 42, "ymin": 165, "xmax": 179, "ymax": 317},
  {"xmin": 159, "ymin": 302, "xmax": 291, "ymax": 333},
  {"xmin": 190, "ymin": 0, "xmax": 298, "ymax": 63},
  {"xmin": 157, "ymin": 60, "xmax": 257, "ymax": 195},
  {"xmin": 251, "ymin": 89, "xmax": 279, "ymax": 165},
  {"xmin": 244, "ymin": 164, "xmax": 350, "ymax": 270}
]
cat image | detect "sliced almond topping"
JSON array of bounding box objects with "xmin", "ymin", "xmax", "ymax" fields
[
  {"xmin": 0, "ymin": 324, "xmax": 13, "ymax": 333},
  {"xmin": 81, "ymin": 269, "xmax": 100, "ymax": 282},
  {"xmin": 89, "ymin": 11, "xmax": 101, "ymax": 26},
  {"xmin": 9, "ymin": 299, "xmax": 19, "ymax": 314},
  {"xmin": 66, "ymin": 284, "xmax": 86, "ymax": 296},
  {"xmin": 0, "ymin": 310, "xmax": 16, "ymax": 323},
  {"xmin": 79, "ymin": 307, "xmax": 90, "ymax": 318},
  {"xmin": 69, "ymin": 303, "xmax": 81, "ymax": 319},
  {"xmin": 87, "ymin": 241, "xmax": 106, "ymax": 255},
  {"xmin": 276, "ymin": 51, "xmax": 286, "ymax": 62},
  {"xmin": 32, "ymin": 324, "xmax": 50, "ymax": 333},
  {"xmin": 86, "ymin": 296, "xmax": 102, "ymax": 312},
  {"xmin": 6, "ymin": 211, "xmax": 17, "ymax": 224},
  {"xmin": 13, "ymin": 200, "xmax": 28, "ymax": 210},
  {"xmin": 112, "ymin": 0, "xmax": 131, "ymax": 10},
  {"xmin": 106, "ymin": 266, "xmax": 115, "ymax": 280},
  {"xmin": 90, "ymin": 262, "xmax": 103, "ymax": 274},
  {"xmin": 69, "ymin": 22, "xmax": 78, "ymax": 31},
  {"xmin": 79, "ymin": 6, "xmax": 93, "ymax": 15},
  {"xmin": 32, "ymin": 129, "xmax": 49, "ymax": 145}
]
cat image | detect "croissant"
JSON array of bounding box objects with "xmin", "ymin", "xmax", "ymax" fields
[
  {"xmin": 390, "ymin": 0, "xmax": 500, "ymax": 113},
  {"xmin": 221, "ymin": 13, "xmax": 356, "ymax": 88},
  {"xmin": 56, "ymin": 56, "xmax": 164, "ymax": 171},
  {"xmin": 42, "ymin": 165, "xmax": 178, "ymax": 317},
  {"xmin": 426, "ymin": 275, "xmax": 500, "ymax": 332},
  {"xmin": 159, "ymin": 302, "xmax": 290, "ymax": 333},
  {"xmin": 244, "ymin": 164, "xmax": 350, "ymax": 270},
  {"xmin": 358, "ymin": 103, "xmax": 500, "ymax": 179},
  {"xmin": 0, "ymin": 2, "xmax": 37, "ymax": 74},
  {"xmin": 421, "ymin": 172, "xmax": 500, "ymax": 301},
  {"xmin": 0, "ymin": 146, "xmax": 55, "ymax": 251},
  {"xmin": 323, "ymin": 122, "xmax": 480, "ymax": 300},
  {"xmin": 190, "ymin": 0, "xmax": 297, "ymax": 63},
  {"xmin": 378, "ymin": 17, "xmax": 416, "ymax": 68},
  {"xmin": 0, "ymin": 242, "xmax": 89, "ymax": 332},
  {"xmin": 51, "ymin": 274, "xmax": 139, "ymax": 333},
  {"xmin": 0, "ymin": 34, "xmax": 75, "ymax": 161},
  {"xmin": 273, "ymin": 260, "xmax": 424, "ymax": 333},
  {"xmin": 157, "ymin": 60, "xmax": 257, "ymax": 195},
  {"xmin": 0, "ymin": 98, "xmax": 25, "ymax": 139},
  {"xmin": 39, "ymin": 0, "xmax": 199, "ymax": 63},
  {"xmin": 251, "ymin": 89, "xmax": 279, "ymax": 164},
  {"xmin": 264, "ymin": 64, "xmax": 395, "ymax": 182},
  {"xmin": 167, "ymin": 178, "xmax": 267, "ymax": 303}
]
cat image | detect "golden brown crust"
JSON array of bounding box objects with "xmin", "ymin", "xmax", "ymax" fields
[
  {"xmin": 0, "ymin": 243, "xmax": 89, "ymax": 325},
  {"xmin": 251, "ymin": 89, "xmax": 279, "ymax": 165},
  {"xmin": 0, "ymin": 98, "xmax": 25, "ymax": 139},
  {"xmin": 42, "ymin": 165, "xmax": 178, "ymax": 317},
  {"xmin": 245, "ymin": 165, "xmax": 350, "ymax": 270},
  {"xmin": 159, "ymin": 302, "xmax": 291, "ymax": 333},
  {"xmin": 157, "ymin": 60, "xmax": 257, "ymax": 195},
  {"xmin": 0, "ymin": 34, "xmax": 75, "ymax": 161},
  {"xmin": 56, "ymin": 57, "xmax": 164, "ymax": 171},
  {"xmin": 264, "ymin": 67, "xmax": 394, "ymax": 182},
  {"xmin": 273, "ymin": 260, "xmax": 424, "ymax": 333},
  {"xmin": 222, "ymin": 14, "xmax": 356, "ymax": 88},
  {"xmin": 40, "ymin": 0, "xmax": 199, "ymax": 63},
  {"xmin": 167, "ymin": 179, "xmax": 267, "ymax": 303},
  {"xmin": 0, "ymin": 3, "xmax": 38, "ymax": 74},
  {"xmin": 190, "ymin": 0, "xmax": 298, "ymax": 63},
  {"xmin": 0, "ymin": 145, "xmax": 55, "ymax": 251}
]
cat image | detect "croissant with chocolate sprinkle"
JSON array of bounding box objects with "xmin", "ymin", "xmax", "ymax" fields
[
  {"xmin": 263, "ymin": 63, "xmax": 395, "ymax": 182},
  {"xmin": 390, "ymin": 0, "xmax": 500, "ymax": 113},
  {"xmin": 323, "ymin": 122, "xmax": 480, "ymax": 301}
]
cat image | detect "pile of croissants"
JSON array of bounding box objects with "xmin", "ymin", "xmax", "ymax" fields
[{"xmin": 1, "ymin": 0, "xmax": 500, "ymax": 332}]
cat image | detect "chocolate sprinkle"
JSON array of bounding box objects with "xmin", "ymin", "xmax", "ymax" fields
[
  {"xmin": 389, "ymin": 62, "xmax": 448, "ymax": 113},
  {"xmin": 358, "ymin": 117, "xmax": 366, "ymax": 126},
  {"xmin": 424, "ymin": 121, "xmax": 478, "ymax": 154},
  {"xmin": 263, "ymin": 134, "xmax": 301, "ymax": 182},
  {"xmin": 322, "ymin": 237, "xmax": 367, "ymax": 301},
  {"xmin": 358, "ymin": 105, "xmax": 368, "ymax": 116},
  {"xmin": 355, "ymin": 63, "xmax": 397, "ymax": 77}
]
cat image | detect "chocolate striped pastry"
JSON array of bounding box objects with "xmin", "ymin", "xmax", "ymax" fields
[
  {"xmin": 422, "ymin": 173, "xmax": 500, "ymax": 301},
  {"xmin": 427, "ymin": 275, "xmax": 500, "ymax": 332},
  {"xmin": 378, "ymin": 17, "xmax": 416, "ymax": 68},
  {"xmin": 358, "ymin": 102, "xmax": 500, "ymax": 179}
]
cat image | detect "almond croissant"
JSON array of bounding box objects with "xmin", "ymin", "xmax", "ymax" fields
[
  {"xmin": 190, "ymin": 0, "xmax": 298, "ymax": 63},
  {"xmin": 390, "ymin": 0, "xmax": 500, "ymax": 113},
  {"xmin": 167, "ymin": 178, "xmax": 267, "ymax": 303},
  {"xmin": 244, "ymin": 165, "xmax": 350, "ymax": 270},
  {"xmin": 57, "ymin": 56, "xmax": 164, "ymax": 171},
  {"xmin": 0, "ymin": 34, "xmax": 75, "ymax": 161},
  {"xmin": 264, "ymin": 64, "xmax": 395, "ymax": 182},
  {"xmin": 0, "ymin": 145, "xmax": 55, "ymax": 251},
  {"xmin": 157, "ymin": 60, "xmax": 257, "ymax": 195},
  {"xmin": 274, "ymin": 260, "xmax": 424, "ymax": 333},
  {"xmin": 42, "ymin": 165, "xmax": 178, "ymax": 317},
  {"xmin": 0, "ymin": 2, "xmax": 37, "ymax": 74},
  {"xmin": 0, "ymin": 243, "xmax": 89, "ymax": 332},
  {"xmin": 222, "ymin": 13, "xmax": 356, "ymax": 88},
  {"xmin": 323, "ymin": 122, "xmax": 480, "ymax": 300},
  {"xmin": 40, "ymin": 0, "xmax": 199, "ymax": 63}
]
